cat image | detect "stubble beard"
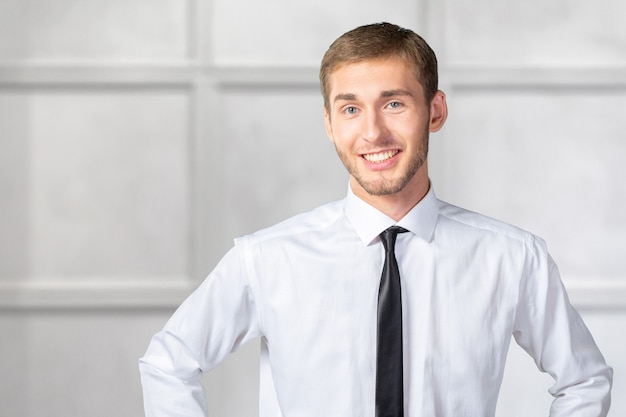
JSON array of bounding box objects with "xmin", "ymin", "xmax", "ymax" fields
[{"xmin": 335, "ymin": 129, "xmax": 429, "ymax": 197}]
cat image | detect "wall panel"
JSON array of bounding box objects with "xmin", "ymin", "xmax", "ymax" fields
[
  {"xmin": 0, "ymin": 91, "xmax": 30, "ymax": 279},
  {"xmin": 27, "ymin": 90, "xmax": 189, "ymax": 280},
  {"xmin": 0, "ymin": 310, "xmax": 173, "ymax": 417},
  {"xmin": 0, "ymin": 0, "xmax": 189, "ymax": 62},
  {"xmin": 442, "ymin": 0, "xmax": 626, "ymax": 66},
  {"xmin": 211, "ymin": 0, "xmax": 422, "ymax": 65},
  {"xmin": 218, "ymin": 87, "xmax": 345, "ymax": 236},
  {"xmin": 0, "ymin": 87, "xmax": 194, "ymax": 309}
]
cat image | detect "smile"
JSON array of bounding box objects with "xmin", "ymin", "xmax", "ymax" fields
[{"xmin": 362, "ymin": 150, "xmax": 399, "ymax": 163}]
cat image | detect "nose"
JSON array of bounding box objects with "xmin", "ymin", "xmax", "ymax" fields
[{"xmin": 361, "ymin": 109, "xmax": 387, "ymax": 143}]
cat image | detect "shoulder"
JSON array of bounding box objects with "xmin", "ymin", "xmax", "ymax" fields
[
  {"xmin": 436, "ymin": 199, "xmax": 545, "ymax": 250},
  {"xmin": 235, "ymin": 198, "xmax": 346, "ymax": 246}
]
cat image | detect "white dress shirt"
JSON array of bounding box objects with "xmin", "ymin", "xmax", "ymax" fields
[{"xmin": 139, "ymin": 185, "xmax": 612, "ymax": 417}]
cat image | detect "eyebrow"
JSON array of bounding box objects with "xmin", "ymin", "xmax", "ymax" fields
[
  {"xmin": 333, "ymin": 93, "xmax": 357, "ymax": 103},
  {"xmin": 332, "ymin": 89, "xmax": 414, "ymax": 103},
  {"xmin": 380, "ymin": 89, "xmax": 414, "ymax": 98}
]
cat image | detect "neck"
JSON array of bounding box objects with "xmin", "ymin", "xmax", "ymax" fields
[{"xmin": 351, "ymin": 167, "xmax": 430, "ymax": 222}]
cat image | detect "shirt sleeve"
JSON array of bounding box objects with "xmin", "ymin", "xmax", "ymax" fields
[
  {"xmin": 512, "ymin": 236, "xmax": 613, "ymax": 417},
  {"xmin": 138, "ymin": 243, "xmax": 263, "ymax": 417}
]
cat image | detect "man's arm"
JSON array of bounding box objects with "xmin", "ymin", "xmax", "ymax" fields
[
  {"xmin": 513, "ymin": 238, "xmax": 612, "ymax": 416},
  {"xmin": 139, "ymin": 245, "xmax": 262, "ymax": 416}
]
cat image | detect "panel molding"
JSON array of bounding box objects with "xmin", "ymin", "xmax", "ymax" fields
[
  {"xmin": 0, "ymin": 277, "xmax": 623, "ymax": 311},
  {"xmin": 444, "ymin": 66, "xmax": 626, "ymax": 89},
  {"xmin": 566, "ymin": 279, "xmax": 626, "ymax": 311},
  {"xmin": 0, "ymin": 63, "xmax": 319, "ymax": 88},
  {"xmin": 3, "ymin": 63, "xmax": 626, "ymax": 88},
  {"xmin": 0, "ymin": 63, "xmax": 194, "ymax": 87},
  {"xmin": 0, "ymin": 279, "xmax": 194, "ymax": 310}
]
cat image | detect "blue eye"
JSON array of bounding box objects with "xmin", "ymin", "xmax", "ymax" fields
[
  {"xmin": 344, "ymin": 106, "xmax": 358, "ymax": 115},
  {"xmin": 388, "ymin": 101, "xmax": 402, "ymax": 109}
]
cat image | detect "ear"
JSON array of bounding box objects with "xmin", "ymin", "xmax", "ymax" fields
[
  {"xmin": 428, "ymin": 90, "xmax": 448, "ymax": 133},
  {"xmin": 324, "ymin": 106, "xmax": 334, "ymax": 142}
]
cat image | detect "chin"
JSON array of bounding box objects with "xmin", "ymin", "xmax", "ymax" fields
[{"xmin": 358, "ymin": 178, "xmax": 410, "ymax": 196}]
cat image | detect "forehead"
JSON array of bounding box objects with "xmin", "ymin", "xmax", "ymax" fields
[{"xmin": 327, "ymin": 56, "xmax": 423, "ymax": 100}]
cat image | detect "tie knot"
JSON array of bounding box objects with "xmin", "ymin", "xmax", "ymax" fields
[{"xmin": 380, "ymin": 226, "xmax": 408, "ymax": 252}]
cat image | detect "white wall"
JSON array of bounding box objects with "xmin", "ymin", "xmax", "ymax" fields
[{"xmin": 0, "ymin": 0, "xmax": 624, "ymax": 416}]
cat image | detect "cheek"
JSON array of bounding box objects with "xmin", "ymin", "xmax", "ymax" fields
[
  {"xmin": 328, "ymin": 121, "xmax": 354, "ymax": 145},
  {"xmin": 396, "ymin": 117, "xmax": 428, "ymax": 139}
]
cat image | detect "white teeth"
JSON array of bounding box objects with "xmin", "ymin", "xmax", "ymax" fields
[{"xmin": 363, "ymin": 150, "xmax": 398, "ymax": 163}]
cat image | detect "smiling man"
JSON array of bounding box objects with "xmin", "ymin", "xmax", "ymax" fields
[
  {"xmin": 323, "ymin": 54, "xmax": 446, "ymax": 220},
  {"xmin": 140, "ymin": 22, "xmax": 612, "ymax": 417}
]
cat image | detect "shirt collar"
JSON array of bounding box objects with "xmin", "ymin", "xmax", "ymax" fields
[{"xmin": 345, "ymin": 183, "xmax": 439, "ymax": 246}]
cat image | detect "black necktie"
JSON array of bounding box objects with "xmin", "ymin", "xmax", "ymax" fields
[{"xmin": 376, "ymin": 226, "xmax": 407, "ymax": 417}]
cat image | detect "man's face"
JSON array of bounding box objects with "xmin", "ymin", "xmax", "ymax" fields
[{"xmin": 324, "ymin": 56, "xmax": 444, "ymax": 199}]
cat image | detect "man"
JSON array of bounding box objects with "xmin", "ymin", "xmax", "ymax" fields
[{"xmin": 140, "ymin": 22, "xmax": 612, "ymax": 416}]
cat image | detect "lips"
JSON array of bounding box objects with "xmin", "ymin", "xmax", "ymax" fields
[{"xmin": 361, "ymin": 150, "xmax": 399, "ymax": 163}]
